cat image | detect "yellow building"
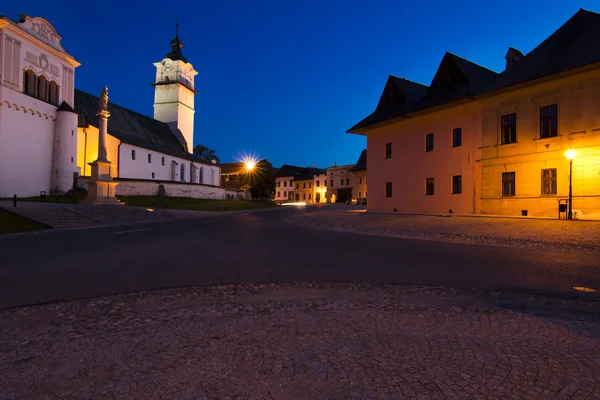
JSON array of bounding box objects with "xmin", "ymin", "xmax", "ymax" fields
[
  {"xmin": 294, "ymin": 178, "xmax": 314, "ymax": 203},
  {"xmin": 350, "ymin": 150, "xmax": 367, "ymax": 202},
  {"xmin": 479, "ymin": 11, "xmax": 600, "ymax": 218},
  {"xmin": 313, "ymin": 172, "xmax": 328, "ymax": 203}
]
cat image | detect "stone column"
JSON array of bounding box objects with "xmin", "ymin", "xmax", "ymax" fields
[{"xmin": 81, "ymin": 86, "xmax": 122, "ymax": 205}]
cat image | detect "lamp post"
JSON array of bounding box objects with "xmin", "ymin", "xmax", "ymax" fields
[{"xmin": 565, "ymin": 149, "xmax": 576, "ymax": 220}]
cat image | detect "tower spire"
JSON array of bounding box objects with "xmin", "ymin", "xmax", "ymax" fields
[
  {"xmin": 165, "ymin": 17, "xmax": 188, "ymax": 63},
  {"xmin": 175, "ymin": 17, "xmax": 179, "ymax": 38}
]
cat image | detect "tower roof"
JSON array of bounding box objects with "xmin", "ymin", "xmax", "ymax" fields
[{"xmin": 165, "ymin": 18, "xmax": 188, "ymax": 63}]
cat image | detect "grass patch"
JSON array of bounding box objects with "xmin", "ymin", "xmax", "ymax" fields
[
  {"xmin": 4, "ymin": 191, "xmax": 87, "ymax": 204},
  {"xmin": 117, "ymin": 196, "xmax": 277, "ymax": 211},
  {"xmin": 0, "ymin": 208, "xmax": 51, "ymax": 234}
]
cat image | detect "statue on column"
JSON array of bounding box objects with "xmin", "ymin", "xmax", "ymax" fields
[{"xmin": 99, "ymin": 86, "xmax": 109, "ymax": 113}]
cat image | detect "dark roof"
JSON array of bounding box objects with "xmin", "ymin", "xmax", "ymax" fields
[
  {"xmin": 74, "ymin": 89, "xmax": 210, "ymax": 164},
  {"xmin": 349, "ymin": 149, "xmax": 367, "ymax": 172},
  {"xmin": 486, "ymin": 9, "xmax": 600, "ymax": 92},
  {"xmin": 348, "ymin": 9, "xmax": 600, "ymax": 134},
  {"xmin": 276, "ymin": 164, "xmax": 324, "ymax": 179},
  {"xmin": 57, "ymin": 101, "xmax": 76, "ymax": 113}
]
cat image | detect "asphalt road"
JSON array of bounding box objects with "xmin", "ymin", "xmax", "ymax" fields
[{"xmin": 0, "ymin": 207, "xmax": 599, "ymax": 309}]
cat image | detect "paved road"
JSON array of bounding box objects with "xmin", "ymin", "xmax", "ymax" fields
[{"xmin": 0, "ymin": 207, "xmax": 599, "ymax": 308}]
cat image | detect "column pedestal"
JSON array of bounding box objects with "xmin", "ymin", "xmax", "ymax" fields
[{"xmin": 81, "ymin": 160, "xmax": 122, "ymax": 205}]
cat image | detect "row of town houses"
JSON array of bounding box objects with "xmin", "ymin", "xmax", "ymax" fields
[
  {"xmin": 344, "ymin": 9, "xmax": 600, "ymax": 219},
  {"xmin": 274, "ymin": 149, "xmax": 367, "ymax": 204}
]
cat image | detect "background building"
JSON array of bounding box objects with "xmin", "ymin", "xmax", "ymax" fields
[
  {"xmin": 325, "ymin": 164, "xmax": 355, "ymax": 203},
  {"xmin": 349, "ymin": 149, "xmax": 367, "ymax": 202},
  {"xmin": 348, "ymin": 9, "xmax": 600, "ymax": 218}
]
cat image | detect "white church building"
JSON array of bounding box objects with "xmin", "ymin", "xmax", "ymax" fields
[{"xmin": 0, "ymin": 15, "xmax": 226, "ymax": 199}]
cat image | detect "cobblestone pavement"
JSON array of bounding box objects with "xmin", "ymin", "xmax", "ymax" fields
[
  {"xmin": 291, "ymin": 209, "xmax": 600, "ymax": 253},
  {"xmin": 1, "ymin": 283, "xmax": 599, "ymax": 399}
]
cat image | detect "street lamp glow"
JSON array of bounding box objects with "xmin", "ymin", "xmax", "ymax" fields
[
  {"xmin": 565, "ymin": 149, "xmax": 577, "ymax": 160},
  {"xmin": 244, "ymin": 158, "xmax": 257, "ymax": 172}
]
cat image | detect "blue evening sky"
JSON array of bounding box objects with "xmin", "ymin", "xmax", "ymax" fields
[{"xmin": 3, "ymin": 0, "xmax": 595, "ymax": 167}]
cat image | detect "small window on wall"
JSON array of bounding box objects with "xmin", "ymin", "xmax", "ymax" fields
[
  {"xmin": 330, "ymin": 180, "xmax": 334, "ymax": 187},
  {"xmin": 540, "ymin": 104, "xmax": 558, "ymax": 138},
  {"xmin": 277, "ymin": 192, "xmax": 280, "ymax": 198},
  {"xmin": 296, "ymin": 183, "xmax": 299, "ymax": 189},
  {"xmin": 426, "ymin": 133, "xmax": 434, "ymax": 152},
  {"xmin": 132, "ymin": 150, "xmax": 136, "ymax": 160},
  {"xmin": 385, "ymin": 142, "xmax": 392, "ymax": 159},
  {"xmin": 152, "ymin": 172, "xmax": 155, "ymax": 179},
  {"xmin": 346, "ymin": 178, "xmax": 349, "ymax": 185},
  {"xmin": 502, "ymin": 172, "xmax": 515, "ymax": 196},
  {"xmin": 452, "ymin": 175, "xmax": 462, "ymax": 194},
  {"xmin": 316, "ymin": 180, "xmax": 320, "ymax": 187},
  {"xmin": 148, "ymin": 154, "xmax": 152, "ymax": 163},
  {"xmin": 426, "ymin": 178, "xmax": 435, "ymax": 195},
  {"xmin": 501, "ymin": 113, "xmax": 517, "ymax": 144},
  {"xmin": 309, "ymin": 194, "xmax": 312, "ymax": 200},
  {"xmin": 23, "ymin": 70, "xmax": 36, "ymax": 96},
  {"xmin": 452, "ymin": 128, "xmax": 462, "ymax": 147},
  {"xmin": 541, "ymin": 169, "xmax": 557, "ymax": 195},
  {"xmin": 385, "ymin": 182, "xmax": 392, "ymax": 198}
]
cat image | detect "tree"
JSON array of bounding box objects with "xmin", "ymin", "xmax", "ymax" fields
[
  {"xmin": 248, "ymin": 159, "xmax": 276, "ymax": 201},
  {"xmin": 193, "ymin": 144, "xmax": 220, "ymax": 164}
]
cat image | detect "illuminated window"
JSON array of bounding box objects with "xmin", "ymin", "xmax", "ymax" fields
[
  {"xmin": 541, "ymin": 169, "xmax": 557, "ymax": 195},
  {"xmin": 426, "ymin": 133, "xmax": 434, "ymax": 152},
  {"xmin": 385, "ymin": 143, "xmax": 392, "ymax": 159},
  {"xmin": 452, "ymin": 128, "xmax": 462, "ymax": 147},
  {"xmin": 502, "ymin": 172, "xmax": 515, "ymax": 196},
  {"xmin": 540, "ymin": 104, "xmax": 558, "ymax": 138},
  {"xmin": 426, "ymin": 178, "xmax": 435, "ymax": 195},
  {"xmin": 501, "ymin": 113, "xmax": 517, "ymax": 144},
  {"xmin": 385, "ymin": 182, "xmax": 392, "ymax": 198},
  {"xmin": 452, "ymin": 175, "xmax": 462, "ymax": 194}
]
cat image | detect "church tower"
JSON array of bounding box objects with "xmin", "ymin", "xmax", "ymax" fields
[{"xmin": 152, "ymin": 21, "xmax": 198, "ymax": 152}]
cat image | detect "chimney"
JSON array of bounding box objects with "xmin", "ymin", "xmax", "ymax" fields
[{"xmin": 505, "ymin": 47, "xmax": 524, "ymax": 69}]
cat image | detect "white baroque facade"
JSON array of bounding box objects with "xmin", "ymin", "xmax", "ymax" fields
[{"xmin": 0, "ymin": 15, "xmax": 80, "ymax": 197}]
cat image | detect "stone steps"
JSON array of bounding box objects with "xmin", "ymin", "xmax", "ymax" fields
[{"xmin": 11, "ymin": 207, "xmax": 104, "ymax": 229}]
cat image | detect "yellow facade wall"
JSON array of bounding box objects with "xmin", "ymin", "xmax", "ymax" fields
[
  {"xmin": 76, "ymin": 126, "xmax": 120, "ymax": 178},
  {"xmin": 481, "ymin": 68, "xmax": 600, "ymax": 218}
]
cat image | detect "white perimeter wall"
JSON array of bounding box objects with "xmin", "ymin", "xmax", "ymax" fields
[
  {"xmin": 118, "ymin": 143, "xmax": 220, "ymax": 185},
  {"xmin": 0, "ymin": 87, "xmax": 57, "ymax": 197},
  {"xmin": 114, "ymin": 180, "xmax": 229, "ymax": 199}
]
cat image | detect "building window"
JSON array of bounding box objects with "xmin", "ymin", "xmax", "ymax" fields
[
  {"xmin": 148, "ymin": 154, "xmax": 152, "ymax": 163},
  {"xmin": 277, "ymin": 181, "xmax": 281, "ymax": 187},
  {"xmin": 309, "ymin": 182, "xmax": 312, "ymax": 188},
  {"xmin": 330, "ymin": 180, "xmax": 334, "ymax": 187},
  {"xmin": 452, "ymin": 128, "xmax": 462, "ymax": 147},
  {"xmin": 152, "ymin": 172, "xmax": 155, "ymax": 178},
  {"xmin": 540, "ymin": 104, "xmax": 558, "ymax": 138},
  {"xmin": 358, "ymin": 191, "xmax": 362, "ymax": 198},
  {"xmin": 324, "ymin": 180, "xmax": 327, "ymax": 186},
  {"xmin": 303, "ymin": 183, "xmax": 306, "ymax": 189},
  {"xmin": 296, "ymin": 183, "xmax": 299, "ymax": 189},
  {"xmin": 452, "ymin": 175, "xmax": 462, "ymax": 194},
  {"xmin": 502, "ymin": 172, "xmax": 515, "ymax": 196},
  {"xmin": 346, "ymin": 178, "xmax": 349, "ymax": 185},
  {"xmin": 340, "ymin": 179, "xmax": 344, "ymax": 186},
  {"xmin": 426, "ymin": 178, "xmax": 435, "ymax": 195},
  {"xmin": 426, "ymin": 133, "xmax": 434, "ymax": 152},
  {"xmin": 385, "ymin": 182, "xmax": 392, "ymax": 198},
  {"xmin": 37, "ymin": 75, "xmax": 48, "ymax": 101},
  {"xmin": 501, "ymin": 113, "xmax": 517, "ymax": 144},
  {"xmin": 284, "ymin": 181, "xmax": 287, "ymax": 187},
  {"xmin": 316, "ymin": 180, "xmax": 320, "ymax": 187},
  {"xmin": 385, "ymin": 142, "xmax": 392, "ymax": 159},
  {"xmin": 48, "ymin": 81, "xmax": 59, "ymax": 105},
  {"xmin": 308, "ymin": 194, "xmax": 312, "ymax": 200},
  {"xmin": 359, "ymin": 177, "xmax": 362, "ymax": 184},
  {"xmin": 277, "ymin": 191, "xmax": 280, "ymax": 198},
  {"xmin": 541, "ymin": 169, "xmax": 557, "ymax": 195},
  {"xmin": 303, "ymin": 193, "xmax": 306, "ymax": 200},
  {"xmin": 23, "ymin": 70, "xmax": 36, "ymax": 96},
  {"xmin": 161, "ymin": 157, "xmax": 165, "ymax": 166},
  {"xmin": 180, "ymin": 163, "xmax": 186, "ymax": 182},
  {"xmin": 131, "ymin": 150, "xmax": 136, "ymax": 160}
]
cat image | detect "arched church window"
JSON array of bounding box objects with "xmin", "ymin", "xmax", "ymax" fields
[
  {"xmin": 180, "ymin": 163, "xmax": 185, "ymax": 182},
  {"xmin": 23, "ymin": 70, "xmax": 36, "ymax": 97},
  {"xmin": 48, "ymin": 81, "xmax": 59, "ymax": 105},
  {"xmin": 37, "ymin": 75, "xmax": 48, "ymax": 102}
]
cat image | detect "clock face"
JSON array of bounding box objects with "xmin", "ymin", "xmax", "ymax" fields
[{"xmin": 164, "ymin": 63, "xmax": 172, "ymax": 72}]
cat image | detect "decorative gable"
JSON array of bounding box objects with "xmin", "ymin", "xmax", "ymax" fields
[
  {"xmin": 16, "ymin": 15, "xmax": 66, "ymax": 52},
  {"xmin": 376, "ymin": 77, "xmax": 404, "ymax": 109}
]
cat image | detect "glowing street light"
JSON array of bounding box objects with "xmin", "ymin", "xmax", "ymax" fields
[
  {"xmin": 244, "ymin": 158, "xmax": 257, "ymax": 172},
  {"xmin": 565, "ymin": 149, "xmax": 576, "ymax": 220}
]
